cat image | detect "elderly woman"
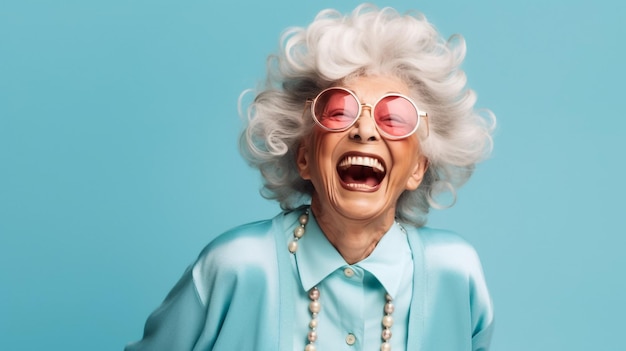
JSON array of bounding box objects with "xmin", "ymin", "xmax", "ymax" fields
[{"xmin": 126, "ymin": 4, "xmax": 495, "ymax": 351}]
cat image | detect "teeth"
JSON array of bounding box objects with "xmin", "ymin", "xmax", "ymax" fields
[
  {"xmin": 338, "ymin": 156, "xmax": 385, "ymax": 173},
  {"xmin": 345, "ymin": 183, "xmax": 375, "ymax": 189}
]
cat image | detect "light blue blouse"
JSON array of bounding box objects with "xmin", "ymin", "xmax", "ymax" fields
[
  {"xmin": 125, "ymin": 208, "xmax": 494, "ymax": 351},
  {"xmin": 293, "ymin": 211, "xmax": 414, "ymax": 350}
]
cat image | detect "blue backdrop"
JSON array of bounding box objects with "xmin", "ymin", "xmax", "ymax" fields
[{"xmin": 1, "ymin": 0, "xmax": 624, "ymax": 350}]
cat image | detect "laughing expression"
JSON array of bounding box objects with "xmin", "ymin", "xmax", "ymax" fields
[{"xmin": 297, "ymin": 75, "xmax": 427, "ymax": 222}]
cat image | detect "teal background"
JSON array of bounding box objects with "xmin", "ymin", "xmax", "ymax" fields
[{"xmin": 1, "ymin": 0, "xmax": 624, "ymax": 350}]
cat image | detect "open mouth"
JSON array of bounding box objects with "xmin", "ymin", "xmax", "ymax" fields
[{"xmin": 337, "ymin": 155, "xmax": 386, "ymax": 190}]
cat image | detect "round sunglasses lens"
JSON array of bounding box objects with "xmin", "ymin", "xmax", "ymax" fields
[
  {"xmin": 314, "ymin": 89, "xmax": 359, "ymax": 130},
  {"xmin": 374, "ymin": 95, "xmax": 419, "ymax": 137}
]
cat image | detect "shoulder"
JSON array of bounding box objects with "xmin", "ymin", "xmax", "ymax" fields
[
  {"xmin": 197, "ymin": 218, "xmax": 275, "ymax": 265},
  {"xmin": 194, "ymin": 211, "xmax": 289, "ymax": 271},
  {"xmin": 189, "ymin": 209, "xmax": 302, "ymax": 292},
  {"xmin": 407, "ymin": 226, "xmax": 484, "ymax": 277},
  {"xmin": 184, "ymin": 211, "xmax": 292, "ymax": 305},
  {"xmin": 416, "ymin": 227, "xmax": 477, "ymax": 252}
]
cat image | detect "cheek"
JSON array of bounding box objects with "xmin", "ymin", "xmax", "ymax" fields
[
  {"xmin": 390, "ymin": 139, "xmax": 422, "ymax": 172},
  {"xmin": 310, "ymin": 132, "xmax": 341, "ymax": 166},
  {"xmin": 307, "ymin": 133, "xmax": 346, "ymax": 191},
  {"xmin": 390, "ymin": 136, "xmax": 416, "ymax": 155},
  {"xmin": 313, "ymin": 141, "xmax": 332, "ymax": 168}
]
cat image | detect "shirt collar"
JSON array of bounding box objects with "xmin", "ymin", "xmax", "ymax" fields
[
  {"xmin": 294, "ymin": 211, "xmax": 412, "ymax": 299},
  {"xmin": 295, "ymin": 212, "xmax": 346, "ymax": 292},
  {"xmin": 358, "ymin": 222, "xmax": 412, "ymax": 299}
]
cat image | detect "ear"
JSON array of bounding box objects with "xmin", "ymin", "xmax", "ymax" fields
[
  {"xmin": 405, "ymin": 156, "xmax": 428, "ymax": 191},
  {"xmin": 296, "ymin": 140, "xmax": 311, "ymax": 180}
]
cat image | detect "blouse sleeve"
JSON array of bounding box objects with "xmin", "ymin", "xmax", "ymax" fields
[
  {"xmin": 469, "ymin": 249, "xmax": 495, "ymax": 351},
  {"xmin": 123, "ymin": 219, "xmax": 280, "ymax": 351},
  {"xmin": 124, "ymin": 265, "xmax": 208, "ymax": 351}
]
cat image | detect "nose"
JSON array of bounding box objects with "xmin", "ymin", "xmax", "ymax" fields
[{"xmin": 348, "ymin": 105, "xmax": 380, "ymax": 142}]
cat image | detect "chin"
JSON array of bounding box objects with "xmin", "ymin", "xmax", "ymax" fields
[{"xmin": 327, "ymin": 189, "xmax": 395, "ymax": 222}]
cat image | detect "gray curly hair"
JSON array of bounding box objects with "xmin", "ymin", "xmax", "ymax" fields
[{"xmin": 239, "ymin": 4, "xmax": 495, "ymax": 227}]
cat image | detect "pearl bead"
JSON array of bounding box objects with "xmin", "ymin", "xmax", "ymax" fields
[
  {"xmin": 299, "ymin": 213, "xmax": 308, "ymax": 225},
  {"xmin": 384, "ymin": 302, "xmax": 394, "ymax": 314},
  {"xmin": 309, "ymin": 300, "xmax": 321, "ymax": 313},
  {"xmin": 309, "ymin": 318, "xmax": 318, "ymax": 329},
  {"xmin": 288, "ymin": 241, "xmax": 298, "ymax": 253},
  {"xmin": 290, "ymin": 211, "xmax": 308, "ymax": 255},
  {"xmin": 382, "ymin": 328, "xmax": 392, "ymax": 340},
  {"xmin": 305, "ymin": 343, "xmax": 316, "ymax": 351},
  {"xmin": 308, "ymin": 330, "xmax": 317, "ymax": 342},
  {"xmin": 382, "ymin": 315, "xmax": 394, "ymax": 328},
  {"xmin": 308, "ymin": 288, "xmax": 320, "ymax": 300},
  {"xmin": 381, "ymin": 341, "xmax": 391, "ymax": 351},
  {"xmin": 294, "ymin": 226, "xmax": 305, "ymax": 238}
]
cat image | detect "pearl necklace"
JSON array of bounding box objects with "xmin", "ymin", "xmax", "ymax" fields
[{"xmin": 289, "ymin": 209, "xmax": 395, "ymax": 351}]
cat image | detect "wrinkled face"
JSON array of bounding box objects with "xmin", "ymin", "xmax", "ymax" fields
[{"xmin": 297, "ymin": 75, "xmax": 428, "ymax": 222}]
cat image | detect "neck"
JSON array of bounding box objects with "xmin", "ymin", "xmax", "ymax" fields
[{"xmin": 310, "ymin": 199, "xmax": 396, "ymax": 265}]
